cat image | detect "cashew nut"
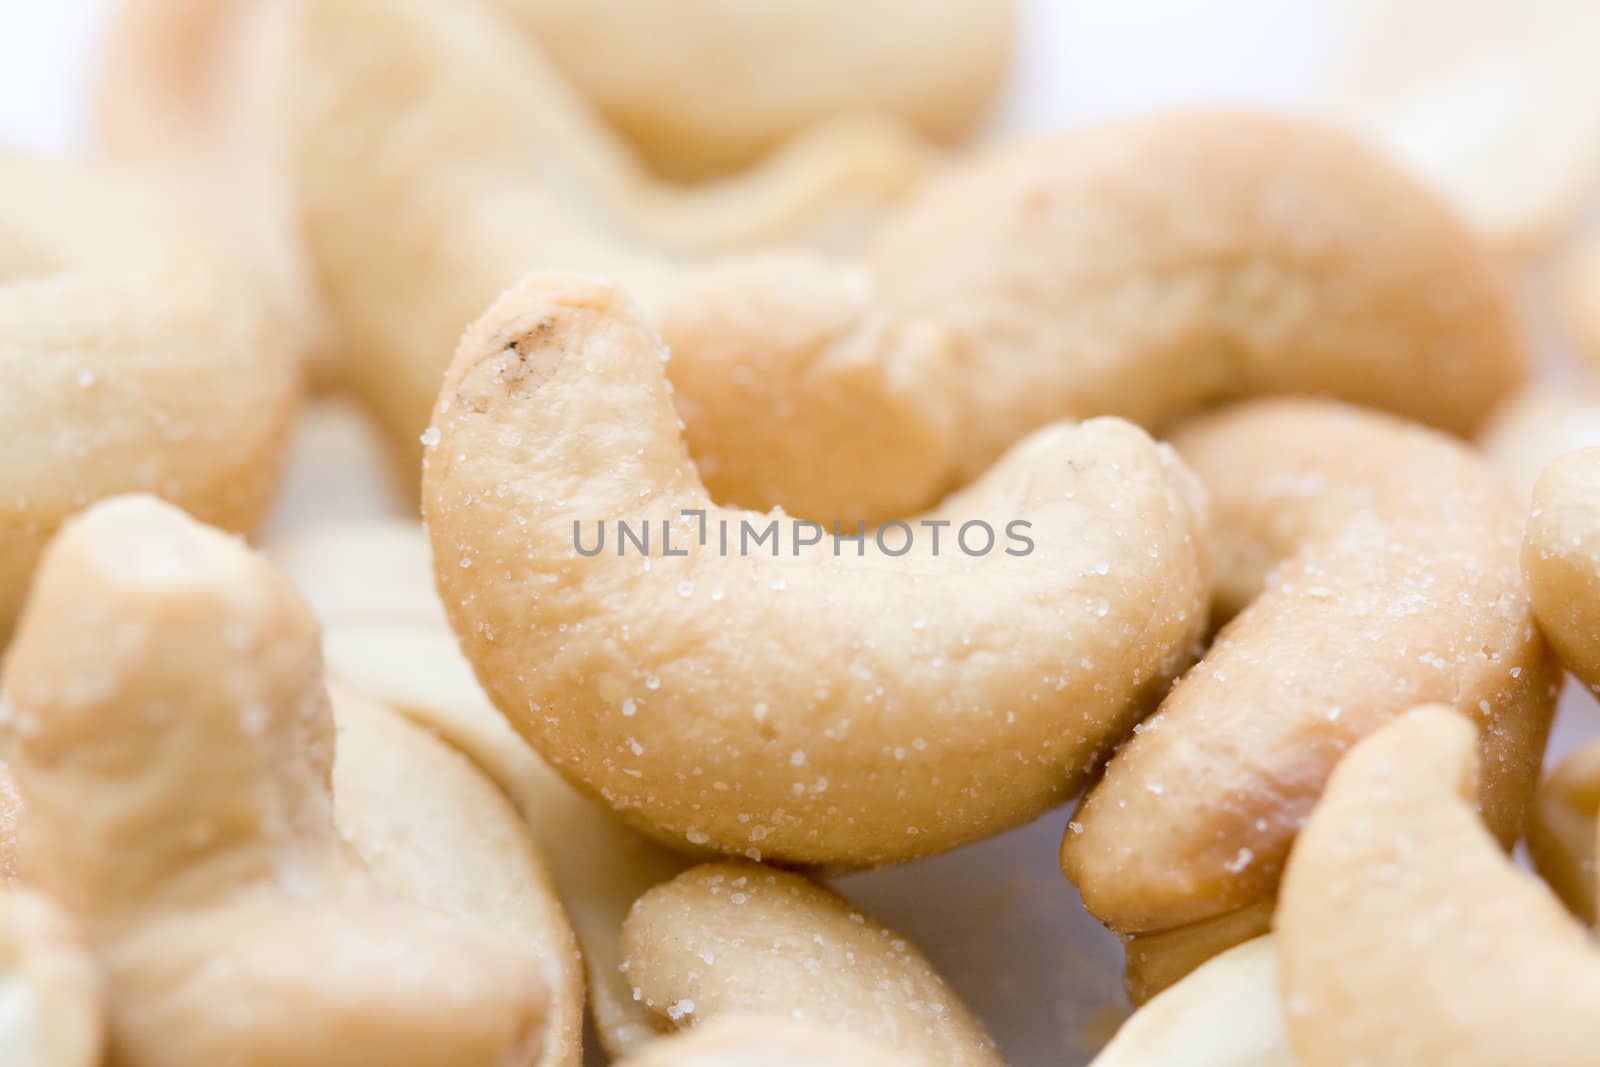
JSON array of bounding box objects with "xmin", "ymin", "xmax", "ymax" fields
[
  {"xmin": 613, "ymin": 1014, "xmax": 921, "ymax": 1067},
  {"xmin": 1089, "ymin": 936, "xmax": 1292, "ymax": 1067},
  {"xmin": 423, "ymin": 272, "xmax": 1211, "ymax": 867},
  {"xmin": 1562, "ymin": 240, "xmax": 1600, "ymax": 371},
  {"xmin": 1527, "ymin": 740, "xmax": 1600, "ymax": 924},
  {"xmin": 487, "ymin": 0, "xmax": 1012, "ymax": 180},
  {"xmin": 621, "ymin": 862, "xmax": 999, "ymax": 1065},
  {"xmin": 0, "ymin": 890, "xmax": 101, "ymax": 1067},
  {"xmin": 1119, "ymin": 897, "xmax": 1276, "ymax": 1006},
  {"xmin": 329, "ymin": 684, "xmax": 584, "ymax": 1067},
  {"xmin": 1, "ymin": 495, "xmax": 549, "ymax": 1067},
  {"xmin": 0, "ymin": 153, "xmax": 297, "ymax": 642},
  {"xmin": 660, "ymin": 110, "xmax": 1527, "ymax": 522},
  {"xmin": 1276, "ymin": 705, "xmax": 1600, "ymax": 1066},
  {"xmin": 1525, "ymin": 448, "xmax": 1600, "ymax": 690},
  {"xmin": 1063, "ymin": 400, "xmax": 1558, "ymax": 977},
  {"xmin": 267, "ymin": 518, "xmax": 691, "ymax": 1059}
]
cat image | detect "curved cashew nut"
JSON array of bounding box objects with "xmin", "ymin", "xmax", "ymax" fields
[
  {"xmin": 1525, "ymin": 448, "xmax": 1600, "ymax": 689},
  {"xmin": 1062, "ymin": 400, "xmax": 1558, "ymax": 972},
  {"xmin": 267, "ymin": 518, "xmax": 692, "ymax": 1058},
  {"xmin": 0, "ymin": 154, "xmax": 297, "ymax": 642},
  {"xmin": 1527, "ymin": 740, "xmax": 1600, "ymax": 925},
  {"xmin": 661, "ymin": 110, "xmax": 1527, "ymax": 522},
  {"xmin": 1, "ymin": 495, "xmax": 548, "ymax": 1067},
  {"xmin": 0, "ymin": 890, "xmax": 101, "ymax": 1067},
  {"xmin": 614, "ymin": 1014, "xmax": 921, "ymax": 1067},
  {"xmin": 488, "ymin": 0, "xmax": 1012, "ymax": 180},
  {"xmin": 1478, "ymin": 386, "xmax": 1600, "ymax": 502},
  {"xmin": 1276, "ymin": 705, "xmax": 1600, "ymax": 1066},
  {"xmin": 423, "ymin": 273, "xmax": 1211, "ymax": 867},
  {"xmin": 1089, "ymin": 936, "xmax": 1291, "ymax": 1067},
  {"xmin": 621, "ymin": 862, "xmax": 999, "ymax": 1066}
]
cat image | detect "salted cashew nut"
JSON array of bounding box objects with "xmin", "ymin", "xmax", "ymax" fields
[
  {"xmin": 0, "ymin": 495, "xmax": 548, "ymax": 1067},
  {"xmin": 1527, "ymin": 740, "xmax": 1600, "ymax": 924},
  {"xmin": 0, "ymin": 764, "xmax": 16, "ymax": 883},
  {"xmin": 659, "ymin": 110, "xmax": 1527, "ymax": 522},
  {"xmin": 266, "ymin": 518, "xmax": 691, "ymax": 1059},
  {"xmin": 1525, "ymin": 448, "xmax": 1600, "ymax": 690},
  {"xmin": 0, "ymin": 889, "xmax": 101, "ymax": 1067},
  {"xmin": 1062, "ymin": 400, "xmax": 1559, "ymax": 984},
  {"xmin": 0, "ymin": 154, "xmax": 297, "ymax": 642},
  {"xmin": 1088, "ymin": 936, "xmax": 1292, "ymax": 1067},
  {"xmin": 486, "ymin": 0, "xmax": 1013, "ymax": 180},
  {"xmin": 620, "ymin": 862, "xmax": 999, "ymax": 1066},
  {"xmin": 1478, "ymin": 386, "xmax": 1600, "ymax": 502},
  {"xmin": 1118, "ymin": 897, "xmax": 1276, "ymax": 1007},
  {"xmin": 1276, "ymin": 705, "xmax": 1600, "ymax": 1066},
  {"xmin": 423, "ymin": 273, "xmax": 1211, "ymax": 867},
  {"xmin": 613, "ymin": 1014, "xmax": 922, "ymax": 1067}
]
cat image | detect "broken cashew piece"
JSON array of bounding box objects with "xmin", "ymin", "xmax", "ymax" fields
[
  {"xmin": 1525, "ymin": 448, "xmax": 1600, "ymax": 690},
  {"xmin": 614, "ymin": 1014, "xmax": 921, "ymax": 1067},
  {"xmin": 1, "ymin": 495, "xmax": 548, "ymax": 1067},
  {"xmin": 424, "ymin": 273, "xmax": 1211, "ymax": 867},
  {"xmin": 1063, "ymin": 400, "xmax": 1558, "ymax": 984},
  {"xmin": 1526, "ymin": 740, "xmax": 1600, "ymax": 925},
  {"xmin": 1088, "ymin": 936, "xmax": 1291, "ymax": 1067},
  {"xmin": 488, "ymin": 0, "xmax": 1012, "ymax": 180},
  {"xmin": 1277, "ymin": 705, "xmax": 1600, "ymax": 1066},
  {"xmin": 0, "ymin": 890, "xmax": 101, "ymax": 1067},
  {"xmin": 660, "ymin": 109, "xmax": 1527, "ymax": 522},
  {"xmin": 267, "ymin": 519, "xmax": 690, "ymax": 1059},
  {"xmin": 621, "ymin": 862, "xmax": 999, "ymax": 1066},
  {"xmin": 0, "ymin": 154, "xmax": 297, "ymax": 643},
  {"xmin": 1478, "ymin": 386, "xmax": 1600, "ymax": 502}
]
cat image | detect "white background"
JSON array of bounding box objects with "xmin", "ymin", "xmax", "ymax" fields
[{"xmin": 3, "ymin": 4, "xmax": 1594, "ymax": 1065}]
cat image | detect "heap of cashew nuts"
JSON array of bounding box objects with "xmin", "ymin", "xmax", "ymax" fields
[{"xmin": 10, "ymin": 0, "xmax": 1600, "ymax": 1064}]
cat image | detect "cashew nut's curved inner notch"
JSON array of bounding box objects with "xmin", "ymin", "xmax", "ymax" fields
[
  {"xmin": 1062, "ymin": 400, "xmax": 1558, "ymax": 987},
  {"xmin": 1, "ymin": 495, "xmax": 549, "ymax": 1067},
  {"xmin": 1277, "ymin": 706, "xmax": 1600, "ymax": 1067},
  {"xmin": 665, "ymin": 110, "xmax": 1528, "ymax": 522},
  {"xmin": 424, "ymin": 273, "xmax": 1212, "ymax": 868}
]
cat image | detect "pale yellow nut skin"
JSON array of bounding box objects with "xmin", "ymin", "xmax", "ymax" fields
[
  {"xmin": 0, "ymin": 890, "xmax": 102, "ymax": 1067},
  {"xmin": 1526, "ymin": 740, "xmax": 1600, "ymax": 925},
  {"xmin": 664, "ymin": 110, "xmax": 1528, "ymax": 522},
  {"xmin": 1064, "ymin": 400, "xmax": 1558, "ymax": 949},
  {"xmin": 1, "ymin": 496, "xmax": 548, "ymax": 1067},
  {"xmin": 1277, "ymin": 706, "xmax": 1600, "ymax": 1067},
  {"xmin": 1524, "ymin": 447, "xmax": 1600, "ymax": 690},
  {"xmin": 490, "ymin": 0, "xmax": 1013, "ymax": 180},
  {"xmin": 0, "ymin": 155, "xmax": 297, "ymax": 644},
  {"xmin": 424, "ymin": 273, "xmax": 1211, "ymax": 868},
  {"xmin": 614, "ymin": 1014, "xmax": 923, "ymax": 1067},
  {"xmin": 621, "ymin": 863, "xmax": 998, "ymax": 1066}
]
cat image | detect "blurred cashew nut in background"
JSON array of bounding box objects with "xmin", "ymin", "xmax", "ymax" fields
[
  {"xmin": 0, "ymin": 890, "xmax": 101, "ymax": 1067},
  {"xmin": 424, "ymin": 273, "xmax": 1212, "ymax": 867},
  {"xmin": 0, "ymin": 155, "xmax": 297, "ymax": 643},
  {"xmin": 0, "ymin": 497, "xmax": 556, "ymax": 1067}
]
